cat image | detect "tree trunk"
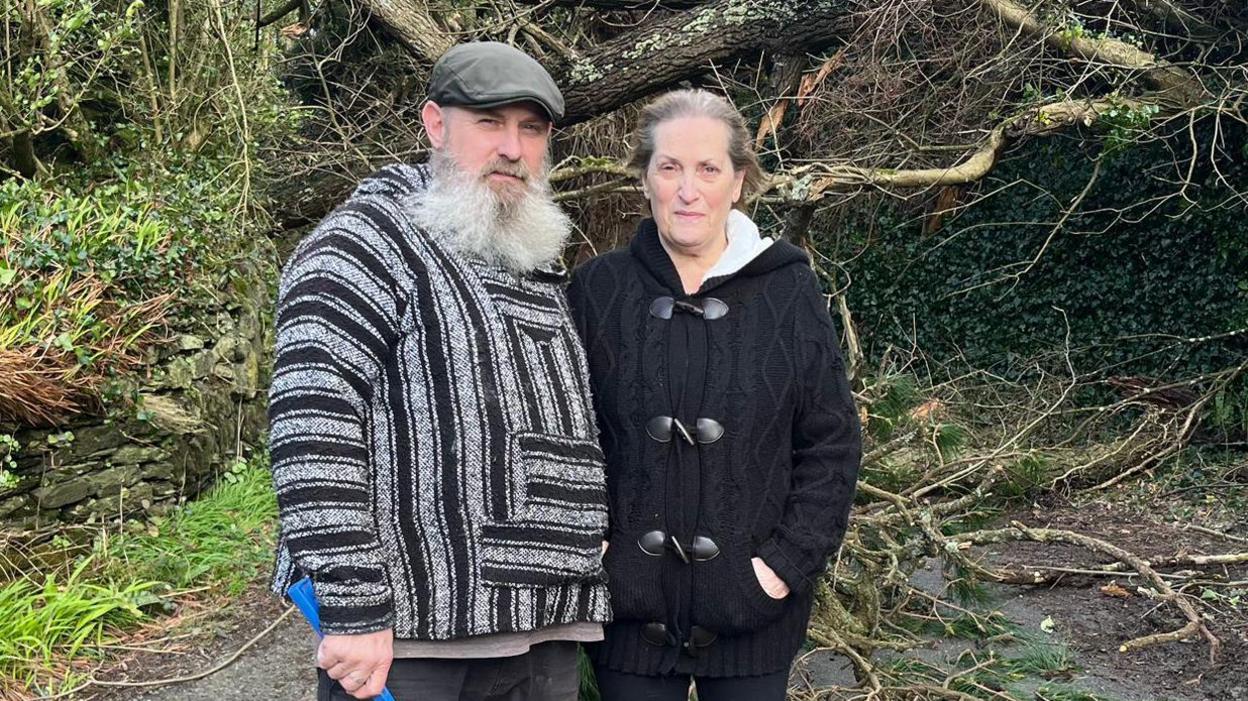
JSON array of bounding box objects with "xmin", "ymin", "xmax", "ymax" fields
[
  {"xmin": 556, "ymin": 0, "xmax": 850, "ymax": 124},
  {"xmin": 355, "ymin": 0, "xmax": 453, "ymax": 62},
  {"xmin": 10, "ymin": 131, "xmax": 40, "ymax": 178},
  {"xmin": 511, "ymin": 0, "xmax": 709, "ymax": 8}
]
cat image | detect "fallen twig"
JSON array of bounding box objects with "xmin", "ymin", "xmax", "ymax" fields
[
  {"xmin": 83, "ymin": 605, "xmax": 296, "ymax": 691},
  {"xmin": 955, "ymin": 522, "xmax": 1221, "ymax": 661}
]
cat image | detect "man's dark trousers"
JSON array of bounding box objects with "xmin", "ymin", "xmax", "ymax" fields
[{"xmin": 316, "ymin": 641, "xmax": 579, "ymax": 701}]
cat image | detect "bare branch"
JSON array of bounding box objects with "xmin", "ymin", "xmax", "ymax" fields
[
  {"xmin": 772, "ymin": 97, "xmax": 1156, "ymax": 198},
  {"xmin": 550, "ymin": 97, "xmax": 1167, "ymax": 205},
  {"xmin": 258, "ymin": 0, "xmax": 302, "ymax": 28},
  {"xmin": 981, "ymin": 0, "xmax": 1206, "ymax": 106},
  {"xmin": 957, "ymin": 522, "xmax": 1222, "ymax": 660},
  {"xmin": 1118, "ymin": 0, "xmax": 1221, "ymax": 40}
]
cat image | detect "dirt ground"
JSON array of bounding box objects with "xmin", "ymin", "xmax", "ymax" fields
[
  {"xmin": 84, "ymin": 587, "xmax": 319, "ymax": 701},
  {"xmin": 798, "ymin": 497, "xmax": 1248, "ymax": 701},
  {"xmin": 73, "ymin": 498, "xmax": 1248, "ymax": 701},
  {"xmin": 976, "ymin": 500, "xmax": 1248, "ymax": 701}
]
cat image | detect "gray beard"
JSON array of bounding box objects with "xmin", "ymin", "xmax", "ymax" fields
[{"xmin": 407, "ymin": 150, "xmax": 572, "ymax": 274}]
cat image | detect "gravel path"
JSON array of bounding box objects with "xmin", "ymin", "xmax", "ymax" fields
[{"xmin": 109, "ymin": 607, "xmax": 320, "ymax": 701}]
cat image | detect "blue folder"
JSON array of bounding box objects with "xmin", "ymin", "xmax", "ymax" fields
[{"xmin": 288, "ymin": 576, "xmax": 397, "ymax": 701}]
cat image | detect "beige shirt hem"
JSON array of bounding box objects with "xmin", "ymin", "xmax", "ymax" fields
[{"xmin": 391, "ymin": 622, "xmax": 604, "ymax": 659}]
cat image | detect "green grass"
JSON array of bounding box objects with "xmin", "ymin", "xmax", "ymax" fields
[
  {"xmin": 944, "ymin": 560, "xmax": 996, "ymax": 607},
  {"xmin": 899, "ymin": 608, "xmax": 1016, "ymax": 642},
  {"xmin": 578, "ymin": 646, "xmax": 600, "ymax": 701},
  {"xmin": 0, "ymin": 454, "xmax": 276, "ymax": 695},
  {"xmin": 878, "ymin": 650, "xmax": 1112, "ymax": 701},
  {"xmin": 0, "ymin": 557, "xmax": 161, "ymax": 692},
  {"xmin": 1002, "ymin": 641, "xmax": 1077, "ymax": 679},
  {"xmin": 860, "ymin": 457, "xmax": 925, "ymax": 496},
  {"xmin": 878, "ymin": 656, "xmax": 947, "ymax": 678},
  {"xmin": 885, "ymin": 611, "xmax": 1096, "ymax": 701},
  {"xmin": 934, "ymin": 422, "xmax": 970, "ymax": 462},
  {"xmin": 103, "ymin": 456, "xmax": 278, "ymax": 594},
  {"xmin": 0, "ymin": 164, "xmax": 234, "ymax": 359},
  {"xmin": 940, "ymin": 505, "xmax": 1006, "ymax": 536}
]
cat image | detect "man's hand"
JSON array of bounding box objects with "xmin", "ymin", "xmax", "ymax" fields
[
  {"xmin": 317, "ymin": 628, "xmax": 394, "ymax": 699},
  {"xmin": 751, "ymin": 557, "xmax": 790, "ymax": 600}
]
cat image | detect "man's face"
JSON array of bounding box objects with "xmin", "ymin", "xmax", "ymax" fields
[{"xmin": 422, "ymin": 101, "xmax": 552, "ymax": 206}]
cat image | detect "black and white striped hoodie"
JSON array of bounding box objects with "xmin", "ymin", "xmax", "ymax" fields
[{"xmin": 268, "ymin": 163, "xmax": 610, "ymax": 639}]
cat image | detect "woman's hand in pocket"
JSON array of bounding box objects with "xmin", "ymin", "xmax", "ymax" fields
[{"xmin": 751, "ymin": 557, "xmax": 790, "ymax": 599}]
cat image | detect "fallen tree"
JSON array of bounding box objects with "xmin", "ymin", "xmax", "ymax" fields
[{"xmin": 265, "ymin": 0, "xmax": 1246, "ymax": 237}]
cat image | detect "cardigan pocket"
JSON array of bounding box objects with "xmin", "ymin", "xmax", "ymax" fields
[
  {"xmin": 599, "ymin": 530, "xmax": 668, "ymax": 623},
  {"xmin": 690, "ymin": 546, "xmax": 788, "ymax": 635},
  {"xmin": 478, "ymin": 432, "xmax": 609, "ymax": 587}
]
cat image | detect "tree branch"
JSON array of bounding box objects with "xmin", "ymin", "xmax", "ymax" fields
[
  {"xmin": 1119, "ymin": 0, "xmax": 1221, "ymax": 40},
  {"xmin": 981, "ymin": 0, "xmax": 1206, "ymax": 106},
  {"xmin": 510, "ymin": 0, "xmax": 708, "ymax": 8},
  {"xmin": 767, "ymin": 97, "xmax": 1156, "ymax": 200},
  {"xmin": 956, "ymin": 521, "xmax": 1221, "ymax": 661},
  {"xmin": 354, "ymin": 0, "xmax": 453, "ymax": 63},
  {"xmin": 546, "ymin": 97, "xmax": 1166, "ymax": 205},
  {"xmin": 554, "ymin": 0, "xmax": 851, "ymax": 124},
  {"xmin": 258, "ymin": 0, "xmax": 302, "ymax": 28}
]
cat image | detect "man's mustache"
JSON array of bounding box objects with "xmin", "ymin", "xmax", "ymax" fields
[{"xmin": 481, "ymin": 158, "xmax": 530, "ymax": 182}]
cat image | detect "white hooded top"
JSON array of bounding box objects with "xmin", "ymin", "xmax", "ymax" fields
[{"xmin": 701, "ymin": 209, "xmax": 775, "ymax": 284}]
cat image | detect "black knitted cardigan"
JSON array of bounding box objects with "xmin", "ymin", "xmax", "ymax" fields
[{"xmin": 566, "ymin": 218, "xmax": 862, "ymax": 677}]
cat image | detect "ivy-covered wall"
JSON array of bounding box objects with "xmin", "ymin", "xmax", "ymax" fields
[{"xmin": 820, "ymin": 122, "xmax": 1247, "ymax": 378}]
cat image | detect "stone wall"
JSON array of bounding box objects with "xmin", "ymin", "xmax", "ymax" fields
[{"xmin": 0, "ymin": 261, "xmax": 273, "ymax": 528}]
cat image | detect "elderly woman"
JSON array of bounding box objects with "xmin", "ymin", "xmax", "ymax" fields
[{"xmin": 566, "ymin": 89, "xmax": 862, "ymax": 700}]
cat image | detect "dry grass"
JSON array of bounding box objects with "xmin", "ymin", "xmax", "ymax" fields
[{"xmin": 0, "ymin": 192, "xmax": 176, "ymax": 426}]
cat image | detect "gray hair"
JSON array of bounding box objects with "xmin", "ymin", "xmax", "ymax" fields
[{"xmin": 627, "ymin": 89, "xmax": 765, "ymax": 204}]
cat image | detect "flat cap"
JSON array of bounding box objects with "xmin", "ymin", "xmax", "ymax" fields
[{"xmin": 427, "ymin": 42, "xmax": 565, "ymax": 123}]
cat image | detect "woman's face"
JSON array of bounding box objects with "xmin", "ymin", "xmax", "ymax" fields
[{"xmin": 643, "ymin": 116, "xmax": 745, "ymax": 254}]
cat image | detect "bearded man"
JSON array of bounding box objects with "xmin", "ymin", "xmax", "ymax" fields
[{"xmin": 268, "ymin": 42, "xmax": 610, "ymax": 701}]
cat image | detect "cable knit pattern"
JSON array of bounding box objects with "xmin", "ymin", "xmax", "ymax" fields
[
  {"xmin": 567, "ymin": 218, "xmax": 861, "ymax": 677},
  {"xmin": 269, "ymin": 163, "xmax": 610, "ymax": 639}
]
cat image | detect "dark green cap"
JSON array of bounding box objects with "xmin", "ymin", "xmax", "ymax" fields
[{"xmin": 427, "ymin": 42, "xmax": 565, "ymax": 123}]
